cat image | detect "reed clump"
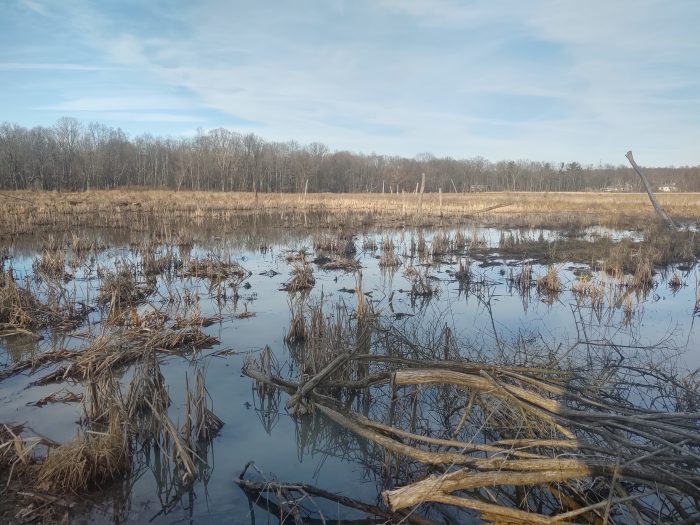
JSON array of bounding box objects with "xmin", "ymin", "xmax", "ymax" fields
[
  {"xmin": 431, "ymin": 232, "xmax": 450, "ymax": 256},
  {"xmin": 379, "ymin": 239, "xmax": 402, "ymax": 268},
  {"xmin": 183, "ymin": 256, "xmax": 249, "ymax": 283},
  {"xmin": 536, "ymin": 265, "xmax": 562, "ymax": 294},
  {"xmin": 282, "ymin": 262, "xmax": 316, "ymax": 291},
  {"xmin": 33, "ymin": 249, "xmax": 68, "ymax": 279},
  {"xmin": 142, "ymin": 249, "xmax": 181, "ymax": 277},
  {"xmin": 320, "ymin": 257, "xmax": 361, "ymax": 272},
  {"xmin": 98, "ymin": 266, "xmax": 149, "ymax": 307},
  {"xmin": 513, "ymin": 263, "xmax": 532, "ymax": 295},
  {"xmin": 453, "ymin": 259, "xmax": 472, "ymax": 284},
  {"xmin": 669, "ymin": 271, "xmax": 683, "ymax": 289},
  {"xmin": 0, "ymin": 268, "xmax": 40, "ymax": 331},
  {"xmin": 38, "ymin": 411, "xmax": 129, "ymax": 492},
  {"xmin": 404, "ymin": 267, "xmax": 437, "ymax": 297}
]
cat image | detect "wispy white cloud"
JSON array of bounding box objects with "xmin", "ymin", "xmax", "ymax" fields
[
  {"xmin": 38, "ymin": 95, "xmax": 199, "ymax": 112},
  {"xmin": 19, "ymin": 0, "xmax": 50, "ymax": 17},
  {"xmin": 2, "ymin": 0, "xmax": 699, "ymax": 164},
  {"xmin": 0, "ymin": 62, "xmax": 125, "ymax": 71},
  {"xmin": 83, "ymin": 111, "xmax": 205, "ymax": 123}
]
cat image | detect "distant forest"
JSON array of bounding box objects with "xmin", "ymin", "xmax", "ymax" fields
[{"xmin": 1, "ymin": 118, "xmax": 699, "ymax": 193}]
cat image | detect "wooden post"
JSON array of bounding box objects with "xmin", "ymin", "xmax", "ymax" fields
[{"xmin": 625, "ymin": 151, "xmax": 676, "ymax": 229}]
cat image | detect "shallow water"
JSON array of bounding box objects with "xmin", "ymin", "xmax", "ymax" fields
[{"xmin": 1, "ymin": 219, "xmax": 698, "ymax": 523}]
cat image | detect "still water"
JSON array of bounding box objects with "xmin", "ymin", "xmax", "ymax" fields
[{"xmin": 1, "ymin": 219, "xmax": 698, "ymax": 523}]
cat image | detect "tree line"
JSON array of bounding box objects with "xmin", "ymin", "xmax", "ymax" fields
[{"xmin": 1, "ymin": 118, "xmax": 698, "ymax": 193}]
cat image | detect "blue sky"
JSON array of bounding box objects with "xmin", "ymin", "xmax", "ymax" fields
[{"xmin": 1, "ymin": 0, "xmax": 699, "ymax": 165}]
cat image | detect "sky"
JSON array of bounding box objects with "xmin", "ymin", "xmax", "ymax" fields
[{"xmin": 1, "ymin": 0, "xmax": 699, "ymax": 166}]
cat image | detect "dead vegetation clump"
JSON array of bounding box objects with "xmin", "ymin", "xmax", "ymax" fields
[
  {"xmin": 282, "ymin": 262, "xmax": 316, "ymax": 291},
  {"xmin": 453, "ymin": 259, "xmax": 472, "ymax": 284},
  {"xmin": 536, "ymin": 265, "xmax": 562, "ymax": 295},
  {"xmin": 0, "ymin": 267, "xmax": 41, "ymax": 331},
  {"xmin": 320, "ymin": 257, "xmax": 361, "ymax": 272},
  {"xmin": 98, "ymin": 265, "xmax": 150, "ymax": 307},
  {"xmin": 431, "ymin": 232, "xmax": 450, "ymax": 256},
  {"xmin": 313, "ymin": 234, "xmax": 340, "ymax": 253},
  {"xmin": 38, "ymin": 411, "xmax": 130, "ymax": 492},
  {"xmin": 669, "ymin": 271, "xmax": 683, "ymax": 290},
  {"xmin": 453, "ymin": 230, "xmax": 467, "ymax": 251},
  {"xmin": 188, "ymin": 369, "xmax": 225, "ymax": 442},
  {"xmin": 0, "ymin": 266, "xmax": 87, "ymax": 335},
  {"xmin": 183, "ymin": 255, "xmax": 250, "ymax": 284},
  {"xmin": 142, "ymin": 249, "xmax": 181, "ymax": 277},
  {"xmin": 404, "ymin": 266, "xmax": 437, "ymax": 297},
  {"xmin": 1, "ymin": 318, "xmax": 219, "ymax": 386},
  {"xmin": 1, "ymin": 423, "xmax": 46, "ymax": 487},
  {"xmin": 379, "ymin": 239, "xmax": 402, "ymax": 268},
  {"xmin": 512, "ymin": 263, "xmax": 532, "ymax": 295},
  {"xmin": 361, "ymin": 236, "xmax": 378, "ymax": 251},
  {"xmin": 2, "ymin": 347, "xmax": 225, "ymax": 520},
  {"xmin": 33, "ymin": 249, "xmax": 68, "ymax": 279},
  {"xmin": 632, "ymin": 257, "xmax": 654, "ymax": 290}
]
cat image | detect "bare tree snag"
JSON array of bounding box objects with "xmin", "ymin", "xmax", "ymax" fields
[{"xmin": 626, "ymin": 151, "xmax": 677, "ymax": 229}]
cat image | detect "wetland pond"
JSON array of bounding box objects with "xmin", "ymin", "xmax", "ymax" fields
[{"xmin": 1, "ymin": 213, "xmax": 699, "ymax": 524}]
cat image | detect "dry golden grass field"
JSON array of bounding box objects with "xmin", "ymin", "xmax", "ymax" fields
[{"xmin": 1, "ymin": 190, "xmax": 699, "ymax": 237}]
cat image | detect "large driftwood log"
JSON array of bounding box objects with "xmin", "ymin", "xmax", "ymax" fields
[{"xmin": 626, "ymin": 150, "xmax": 677, "ymax": 229}]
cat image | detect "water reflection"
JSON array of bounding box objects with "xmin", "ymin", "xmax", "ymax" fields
[{"xmin": 0, "ymin": 216, "xmax": 698, "ymax": 523}]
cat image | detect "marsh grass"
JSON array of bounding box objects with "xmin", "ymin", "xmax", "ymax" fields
[
  {"xmin": 39, "ymin": 409, "xmax": 130, "ymax": 493},
  {"xmin": 319, "ymin": 257, "xmax": 361, "ymax": 272},
  {"xmin": 183, "ymin": 255, "xmax": 249, "ymax": 284},
  {"xmin": 404, "ymin": 266, "xmax": 437, "ymax": 297},
  {"xmin": 282, "ymin": 262, "xmax": 316, "ymax": 291},
  {"xmin": 3, "ymin": 191, "xmax": 700, "ymax": 241},
  {"xmin": 536, "ymin": 265, "xmax": 563, "ymax": 302},
  {"xmin": 0, "ymin": 268, "xmax": 39, "ymax": 331},
  {"xmin": 454, "ymin": 259, "xmax": 472, "ymax": 284},
  {"xmin": 379, "ymin": 238, "xmax": 402, "ymax": 268},
  {"xmin": 33, "ymin": 249, "xmax": 68, "ymax": 280},
  {"xmin": 98, "ymin": 265, "xmax": 150, "ymax": 307}
]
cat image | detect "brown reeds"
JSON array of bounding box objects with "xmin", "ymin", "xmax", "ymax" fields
[
  {"xmin": 282, "ymin": 262, "xmax": 315, "ymax": 291},
  {"xmin": 2, "ymin": 190, "xmax": 700, "ymax": 240},
  {"xmin": 404, "ymin": 266, "xmax": 437, "ymax": 297},
  {"xmin": 320, "ymin": 257, "xmax": 361, "ymax": 272},
  {"xmin": 38, "ymin": 410, "xmax": 129, "ymax": 492},
  {"xmin": 183, "ymin": 255, "xmax": 250, "ymax": 283},
  {"xmin": 98, "ymin": 265, "xmax": 150, "ymax": 307},
  {"xmin": 536, "ymin": 265, "xmax": 562, "ymax": 297},
  {"xmin": 379, "ymin": 238, "xmax": 402, "ymax": 268}
]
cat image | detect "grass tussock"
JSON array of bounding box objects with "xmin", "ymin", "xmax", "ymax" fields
[
  {"xmin": 379, "ymin": 239, "xmax": 402, "ymax": 268},
  {"xmin": 454, "ymin": 259, "xmax": 472, "ymax": 284},
  {"xmin": 536, "ymin": 265, "xmax": 562, "ymax": 297},
  {"xmin": 320, "ymin": 257, "xmax": 361, "ymax": 272},
  {"xmin": 183, "ymin": 255, "xmax": 249, "ymax": 283},
  {"xmin": 98, "ymin": 265, "xmax": 150, "ymax": 307},
  {"xmin": 282, "ymin": 262, "xmax": 315, "ymax": 291},
  {"xmin": 0, "ymin": 268, "xmax": 40, "ymax": 330},
  {"xmin": 38, "ymin": 411, "xmax": 129, "ymax": 492},
  {"xmin": 404, "ymin": 266, "xmax": 437, "ymax": 297},
  {"xmin": 33, "ymin": 249, "xmax": 68, "ymax": 279}
]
